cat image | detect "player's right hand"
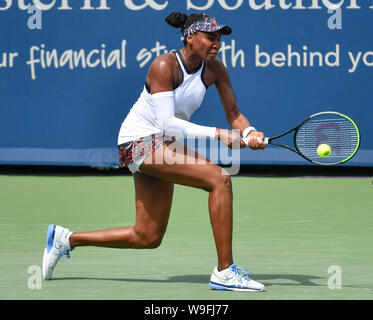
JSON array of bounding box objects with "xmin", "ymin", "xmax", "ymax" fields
[
  {"xmin": 245, "ymin": 131, "xmax": 266, "ymax": 150},
  {"xmin": 216, "ymin": 129, "xmax": 246, "ymax": 149}
]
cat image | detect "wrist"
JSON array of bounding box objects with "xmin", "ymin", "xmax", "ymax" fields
[{"xmin": 243, "ymin": 126, "xmax": 256, "ymax": 138}]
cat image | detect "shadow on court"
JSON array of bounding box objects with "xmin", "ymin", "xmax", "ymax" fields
[{"xmin": 52, "ymin": 274, "xmax": 326, "ymax": 287}]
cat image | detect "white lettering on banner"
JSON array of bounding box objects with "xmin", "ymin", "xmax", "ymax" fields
[
  {"xmin": 136, "ymin": 40, "xmax": 246, "ymax": 68},
  {"xmin": 308, "ymin": 0, "xmax": 322, "ymax": 9},
  {"xmin": 33, "ymin": 0, "xmax": 56, "ymax": 10},
  {"xmin": 17, "ymin": 0, "xmax": 30, "ymax": 10},
  {"xmin": 219, "ymin": 0, "xmax": 243, "ymax": 11},
  {"xmin": 0, "ymin": 52, "xmax": 19, "ymax": 68},
  {"xmin": 0, "ymin": 0, "xmax": 12, "ymax": 10},
  {"xmin": 323, "ymin": 0, "xmax": 344, "ymax": 9},
  {"xmin": 0, "ymin": 0, "xmax": 370, "ymax": 10},
  {"xmin": 86, "ymin": 49, "xmax": 100, "ymax": 67},
  {"xmin": 137, "ymin": 41, "xmax": 169, "ymax": 68},
  {"xmin": 187, "ymin": 0, "xmax": 214, "ymax": 10},
  {"xmin": 58, "ymin": 0, "xmax": 72, "ymax": 10},
  {"xmin": 363, "ymin": 51, "xmax": 373, "ymax": 66},
  {"xmin": 124, "ymin": 0, "xmax": 168, "ymax": 11},
  {"xmin": 347, "ymin": 50, "xmax": 373, "ymax": 73},
  {"xmin": 323, "ymin": 0, "xmax": 362, "ymax": 9},
  {"xmin": 290, "ymin": 0, "xmax": 305, "ymax": 9},
  {"xmin": 0, "ymin": 0, "xmax": 109, "ymax": 10},
  {"xmin": 346, "ymin": 0, "xmax": 361, "ymax": 9},
  {"xmin": 249, "ymin": 0, "xmax": 275, "ymax": 10},
  {"xmin": 187, "ymin": 0, "xmax": 366, "ymax": 10},
  {"xmin": 26, "ymin": 40, "xmax": 127, "ymax": 80},
  {"xmin": 220, "ymin": 40, "xmax": 245, "ymax": 67},
  {"xmin": 81, "ymin": 0, "xmax": 110, "ymax": 10},
  {"xmin": 4, "ymin": 41, "xmax": 373, "ymax": 78},
  {"xmin": 136, "ymin": 49, "xmax": 152, "ymax": 68},
  {"xmin": 255, "ymin": 44, "xmax": 340, "ymax": 68},
  {"xmin": 279, "ymin": 0, "xmax": 292, "ymax": 10}
]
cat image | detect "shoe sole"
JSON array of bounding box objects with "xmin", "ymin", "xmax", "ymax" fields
[
  {"xmin": 209, "ymin": 281, "xmax": 265, "ymax": 292},
  {"xmin": 42, "ymin": 224, "xmax": 56, "ymax": 280},
  {"xmin": 42, "ymin": 248, "xmax": 52, "ymax": 280}
]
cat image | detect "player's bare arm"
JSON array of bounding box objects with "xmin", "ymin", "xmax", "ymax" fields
[
  {"xmin": 208, "ymin": 57, "xmax": 265, "ymax": 150},
  {"xmin": 146, "ymin": 53, "xmax": 179, "ymax": 94}
]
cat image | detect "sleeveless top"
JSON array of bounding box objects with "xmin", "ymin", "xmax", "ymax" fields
[{"xmin": 117, "ymin": 50, "xmax": 208, "ymax": 144}]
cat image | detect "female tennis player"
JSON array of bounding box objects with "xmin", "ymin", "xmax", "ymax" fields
[{"xmin": 43, "ymin": 12, "xmax": 266, "ymax": 292}]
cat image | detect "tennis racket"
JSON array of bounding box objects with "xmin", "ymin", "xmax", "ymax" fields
[{"xmin": 243, "ymin": 111, "xmax": 361, "ymax": 165}]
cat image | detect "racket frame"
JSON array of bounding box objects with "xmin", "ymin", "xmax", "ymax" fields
[{"xmin": 264, "ymin": 111, "xmax": 361, "ymax": 166}]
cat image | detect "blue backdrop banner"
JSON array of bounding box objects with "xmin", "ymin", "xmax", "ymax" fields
[{"xmin": 0, "ymin": 1, "xmax": 372, "ymax": 167}]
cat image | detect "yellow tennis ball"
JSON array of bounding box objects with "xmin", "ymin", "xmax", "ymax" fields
[{"xmin": 317, "ymin": 144, "xmax": 331, "ymax": 158}]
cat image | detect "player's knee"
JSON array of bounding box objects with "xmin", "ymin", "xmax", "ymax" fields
[
  {"xmin": 143, "ymin": 234, "xmax": 163, "ymax": 249},
  {"xmin": 137, "ymin": 231, "xmax": 163, "ymax": 249},
  {"xmin": 212, "ymin": 172, "xmax": 232, "ymax": 192},
  {"xmin": 202, "ymin": 168, "xmax": 232, "ymax": 192}
]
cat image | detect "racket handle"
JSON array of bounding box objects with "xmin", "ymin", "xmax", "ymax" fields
[{"xmin": 243, "ymin": 137, "xmax": 269, "ymax": 146}]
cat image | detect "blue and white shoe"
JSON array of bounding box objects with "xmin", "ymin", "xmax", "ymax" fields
[
  {"xmin": 42, "ymin": 224, "xmax": 73, "ymax": 280},
  {"xmin": 209, "ymin": 264, "xmax": 265, "ymax": 292}
]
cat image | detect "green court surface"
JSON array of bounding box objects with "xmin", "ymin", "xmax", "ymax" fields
[{"xmin": 0, "ymin": 173, "xmax": 372, "ymax": 300}]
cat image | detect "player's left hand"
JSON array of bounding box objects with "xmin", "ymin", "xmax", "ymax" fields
[{"xmin": 246, "ymin": 131, "xmax": 266, "ymax": 150}]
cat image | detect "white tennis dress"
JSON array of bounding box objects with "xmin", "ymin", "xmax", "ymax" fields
[{"xmin": 117, "ymin": 50, "xmax": 215, "ymax": 145}]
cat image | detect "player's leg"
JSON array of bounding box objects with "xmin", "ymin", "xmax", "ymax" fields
[
  {"xmin": 140, "ymin": 140, "xmax": 233, "ymax": 271},
  {"xmin": 139, "ymin": 140, "xmax": 265, "ymax": 291},
  {"xmin": 69, "ymin": 173, "xmax": 174, "ymax": 249},
  {"xmin": 43, "ymin": 174, "xmax": 174, "ymax": 280}
]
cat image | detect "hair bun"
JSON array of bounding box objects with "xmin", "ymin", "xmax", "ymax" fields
[{"xmin": 165, "ymin": 12, "xmax": 188, "ymax": 28}]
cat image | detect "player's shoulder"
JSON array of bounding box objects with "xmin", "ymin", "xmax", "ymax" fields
[{"xmin": 149, "ymin": 52, "xmax": 177, "ymax": 73}]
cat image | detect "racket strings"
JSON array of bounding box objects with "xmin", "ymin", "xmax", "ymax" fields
[{"xmin": 295, "ymin": 116, "xmax": 359, "ymax": 164}]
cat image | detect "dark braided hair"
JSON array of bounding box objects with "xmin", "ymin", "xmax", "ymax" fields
[{"xmin": 165, "ymin": 12, "xmax": 208, "ymax": 45}]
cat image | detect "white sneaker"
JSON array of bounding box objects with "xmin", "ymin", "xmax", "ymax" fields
[
  {"xmin": 42, "ymin": 224, "xmax": 73, "ymax": 280},
  {"xmin": 209, "ymin": 264, "xmax": 265, "ymax": 292}
]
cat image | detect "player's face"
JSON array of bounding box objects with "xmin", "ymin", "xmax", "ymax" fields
[{"xmin": 190, "ymin": 31, "xmax": 221, "ymax": 60}]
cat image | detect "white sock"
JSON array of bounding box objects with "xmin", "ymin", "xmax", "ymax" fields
[{"xmin": 62, "ymin": 230, "xmax": 73, "ymax": 250}]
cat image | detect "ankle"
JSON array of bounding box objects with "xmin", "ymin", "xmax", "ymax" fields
[
  {"xmin": 217, "ymin": 263, "xmax": 233, "ymax": 272},
  {"xmin": 68, "ymin": 232, "xmax": 76, "ymax": 249}
]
